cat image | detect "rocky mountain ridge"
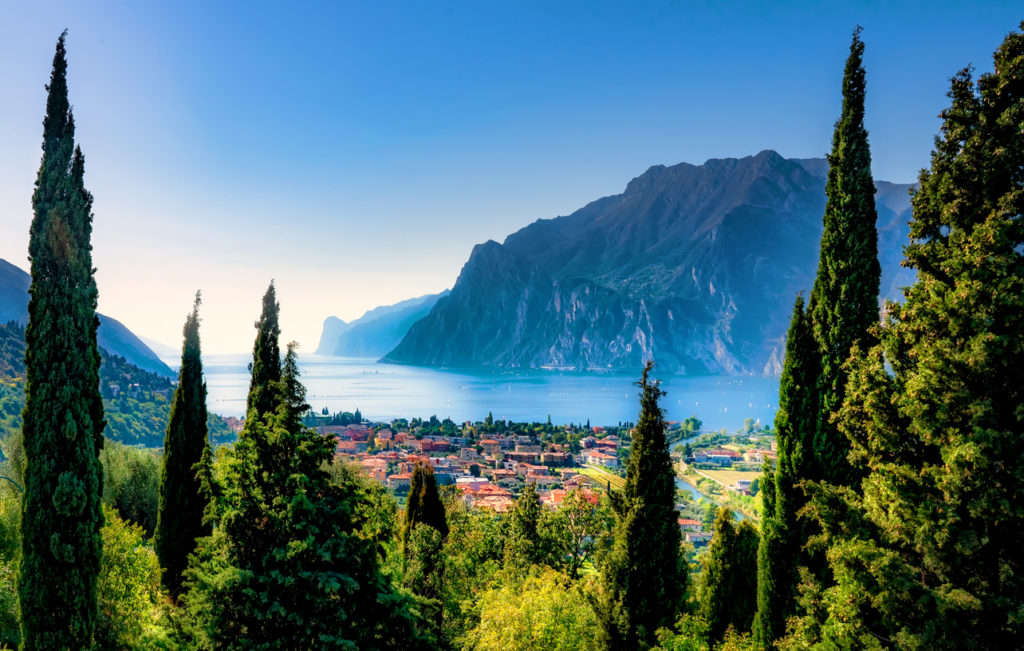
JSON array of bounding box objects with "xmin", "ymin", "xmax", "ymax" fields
[{"xmin": 383, "ymin": 150, "xmax": 914, "ymax": 375}]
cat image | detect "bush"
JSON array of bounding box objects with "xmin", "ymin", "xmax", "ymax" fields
[
  {"xmin": 97, "ymin": 505, "xmax": 166, "ymax": 650},
  {"xmin": 101, "ymin": 441, "xmax": 161, "ymax": 536}
]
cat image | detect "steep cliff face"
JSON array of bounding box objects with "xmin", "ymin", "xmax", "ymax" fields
[
  {"xmin": 385, "ymin": 151, "xmax": 912, "ymax": 374},
  {"xmin": 315, "ymin": 291, "xmax": 449, "ymax": 357}
]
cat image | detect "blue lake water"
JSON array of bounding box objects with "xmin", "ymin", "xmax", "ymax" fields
[{"xmin": 186, "ymin": 354, "xmax": 780, "ymax": 432}]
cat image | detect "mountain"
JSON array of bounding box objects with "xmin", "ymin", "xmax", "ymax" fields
[
  {"xmin": 315, "ymin": 317, "xmax": 351, "ymax": 355},
  {"xmin": 0, "ymin": 258, "xmax": 174, "ymax": 377},
  {"xmin": 139, "ymin": 335, "xmax": 182, "ymax": 363},
  {"xmin": 316, "ymin": 291, "xmax": 450, "ymax": 357},
  {"xmin": 384, "ymin": 150, "xmax": 914, "ymax": 375}
]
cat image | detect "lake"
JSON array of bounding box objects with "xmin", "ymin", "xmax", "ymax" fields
[{"xmin": 184, "ymin": 353, "xmax": 780, "ymax": 432}]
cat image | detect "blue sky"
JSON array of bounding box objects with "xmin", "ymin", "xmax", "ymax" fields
[{"xmin": 0, "ymin": 1, "xmax": 1020, "ymax": 352}]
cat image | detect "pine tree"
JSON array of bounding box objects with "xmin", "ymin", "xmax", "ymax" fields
[
  {"xmin": 807, "ymin": 26, "xmax": 881, "ymax": 488},
  {"xmin": 597, "ymin": 362, "xmax": 684, "ymax": 649},
  {"xmin": 246, "ymin": 281, "xmax": 281, "ymax": 420},
  {"xmin": 752, "ymin": 296, "xmax": 818, "ymax": 649},
  {"xmin": 793, "ymin": 24, "xmax": 1024, "ymax": 649},
  {"xmin": 155, "ymin": 292, "xmax": 211, "ymax": 598},
  {"xmin": 18, "ymin": 32, "xmax": 106, "ymax": 650},
  {"xmin": 698, "ymin": 509, "xmax": 759, "ymax": 644}
]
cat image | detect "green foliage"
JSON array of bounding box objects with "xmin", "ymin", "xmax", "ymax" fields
[
  {"xmin": 538, "ymin": 488, "xmax": 613, "ymax": 580},
  {"xmin": 757, "ymin": 29, "xmax": 881, "ymax": 649},
  {"xmin": 101, "ymin": 441, "xmax": 160, "ymax": 536},
  {"xmin": 439, "ymin": 501, "xmax": 506, "ymax": 644},
  {"xmin": 653, "ymin": 614, "xmax": 756, "ymax": 651},
  {"xmin": 181, "ymin": 296, "xmax": 428, "ymax": 649},
  {"xmin": 0, "ymin": 323, "xmax": 26, "ymax": 380},
  {"xmin": 19, "ymin": 32, "xmax": 106, "ymax": 649},
  {"xmin": 97, "ymin": 505, "xmax": 165, "ymax": 650},
  {"xmin": 0, "ymin": 466, "xmax": 21, "ymax": 649},
  {"xmin": 155, "ymin": 294, "xmax": 212, "ymax": 598},
  {"xmin": 405, "ymin": 462, "xmax": 449, "ymax": 547},
  {"xmin": 2, "ymin": 320, "xmax": 232, "ymax": 447},
  {"xmin": 460, "ymin": 568, "xmax": 600, "ymax": 651},
  {"xmin": 697, "ymin": 509, "xmax": 758, "ymax": 644},
  {"xmin": 245, "ymin": 282, "xmax": 281, "ymax": 420},
  {"xmin": 751, "ymin": 296, "xmax": 818, "ymax": 649},
  {"xmin": 597, "ymin": 362, "xmax": 685, "ymax": 649},
  {"xmin": 403, "ymin": 462, "xmax": 449, "ymax": 639},
  {"xmin": 807, "ymin": 26, "xmax": 880, "ymax": 489},
  {"xmin": 0, "ymin": 555, "xmax": 19, "ymax": 649},
  {"xmin": 790, "ymin": 24, "xmax": 1024, "ymax": 649},
  {"xmin": 503, "ymin": 482, "xmax": 544, "ymax": 572}
]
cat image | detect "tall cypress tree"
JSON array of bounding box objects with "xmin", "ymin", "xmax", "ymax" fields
[
  {"xmin": 404, "ymin": 462, "xmax": 448, "ymax": 549},
  {"xmin": 597, "ymin": 362, "xmax": 684, "ymax": 649},
  {"xmin": 246, "ymin": 281, "xmax": 281, "ymax": 420},
  {"xmin": 752, "ymin": 295, "xmax": 818, "ymax": 649},
  {"xmin": 155, "ymin": 292, "xmax": 211, "ymax": 599},
  {"xmin": 793, "ymin": 24, "xmax": 1024, "ymax": 649},
  {"xmin": 403, "ymin": 461, "xmax": 448, "ymax": 636},
  {"xmin": 503, "ymin": 480, "xmax": 543, "ymax": 572},
  {"xmin": 699, "ymin": 509, "xmax": 759, "ymax": 644},
  {"xmin": 19, "ymin": 31, "xmax": 106, "ymax": 649},
  {"xmin": 183, "ymin": 297, "xmax": 428, "ymax": 649},
  {"xmin": 807, "ymin": 27, "xmax": 881, "ymax": 488}
]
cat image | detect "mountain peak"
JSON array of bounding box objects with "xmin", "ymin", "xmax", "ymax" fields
[{"xmin": 386, "ymin": 152, "xmax": 913, "ymax": 374}]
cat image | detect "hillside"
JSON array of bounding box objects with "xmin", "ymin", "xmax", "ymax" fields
[
  {"xmin": 0, "ymin": 321, "xmax": 232, "ymax": 447},
  {"xmin": 0, "ymin": 258, "xmax": 173, "ymax": 377},
  {"xmin": 384, "ymin": 151, "xmax": 913, "ymax": 374}
]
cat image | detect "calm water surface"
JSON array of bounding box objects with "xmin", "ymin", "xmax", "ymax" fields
[{"xmin": 186, "ymin": 354, "xmax": 779, "ymax": 432}]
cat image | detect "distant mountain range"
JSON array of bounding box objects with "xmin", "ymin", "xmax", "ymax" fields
[
  {"xmin": 316, "ymin": 291, "xmax": 450, "ymax": 357},
  {"xmin": 0, "ymin": 258, "xmax": 174, "ymax": 378},
  {"xmin": 378, "ymin": 150, "xmax": 914, "ymax": 375}
]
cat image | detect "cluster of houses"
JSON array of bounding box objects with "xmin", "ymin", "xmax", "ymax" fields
[
  {"xmin": 678, "ymin": 518, "xmax": 711, "ymax": 548},
  {"xmin": 690, "ymin": 446, "xmax": 775, "ymax": 469},
  {"xmin": 325, "ymin": 423, "xmax": 623, "ymax": 513}
]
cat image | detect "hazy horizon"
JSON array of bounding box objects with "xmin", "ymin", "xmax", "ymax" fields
[{"xmin": 1, "ymin": 1, "xmax": 1020, "ymax": 353}]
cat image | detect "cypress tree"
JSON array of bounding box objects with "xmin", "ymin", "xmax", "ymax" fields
[
  {"xmin": 503, "ymin": 481, "xmax": 543, "ymax": 572},
  {"xmin": 403, "ymin": 462, "xmax": 448, "ymax": 637},
  {"xmin": 19, "ymin": 31, "xmax": 106, "ymax": 649},
  {"xmin": 752, "ymin": 295, "xmax": 818, "ymax": 649},
  {"xmin": 183, "ymin": 298, "xmax": 427, "ymax": 648},
  {"xmin": 404, "ymin": 462, "xmax": 448, "ymax": 549},
  {"xmin": 597, "ymin": 362, "xmax": 684, "ymax": 649},
  {"xmin": 246, "ymin": 281, "xmax": 281, "ymax": 420},
  {"xmin": 155, "ymin": 292, "xmax": 211, "ymax": 598},
  {"xmin": 807, "ymin": 26, "xmax": 881, "ymax": 488},
  {"xmin": 698, "ymin": 509, "xmax": 759, "ymax": 644},
  {"xmin": 796, "ymin": 24, "xmax": 1024, "ymax": 649}
]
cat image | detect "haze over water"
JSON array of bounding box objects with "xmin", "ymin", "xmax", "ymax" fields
[{"xmin": 184, "ymin": 354, "xmax": 780, "ymax": 431}]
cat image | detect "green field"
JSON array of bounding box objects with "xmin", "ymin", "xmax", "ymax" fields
[{"xmin": 578, "ymin": 466, "xmax": 626, "ymax": 491}]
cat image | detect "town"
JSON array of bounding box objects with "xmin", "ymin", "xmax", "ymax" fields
[{"xmin": 305, "ymin": 409, "xmax": 776, "ymax": 548}]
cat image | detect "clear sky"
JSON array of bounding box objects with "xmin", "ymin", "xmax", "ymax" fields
[{"xmin": 0, "ymin": 1, "xmax": 1020, "ymax": 353}]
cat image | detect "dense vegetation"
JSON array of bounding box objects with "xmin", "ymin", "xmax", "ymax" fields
[
  {"xmin": 0, "ymin": 320, "xmax": 232, "ymax": 446},
  {"xmin": 2, "ymin": 21, "xmax": 1021, "ymax": 651}
]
